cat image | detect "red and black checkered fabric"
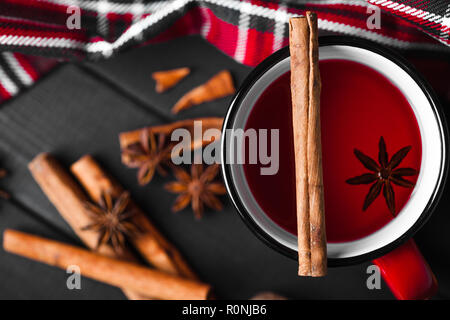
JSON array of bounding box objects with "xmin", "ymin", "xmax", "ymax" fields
[{"xmin": 0, "ymin": 0, "xmax": 449, "ymax": 102}]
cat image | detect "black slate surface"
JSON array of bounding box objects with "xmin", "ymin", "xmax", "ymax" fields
[{"xmin": 0, "ymin": 35, "xmax": 448, "ymax": 299}]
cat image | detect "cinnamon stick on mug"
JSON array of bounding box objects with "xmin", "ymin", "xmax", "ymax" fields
[
  {"xmin": 3, "ymin": 230, "xmax": 211, "ymax": 300},
  {"xmin": 289, "ymin": 12, "xmax": 327, "ymax": 276}
]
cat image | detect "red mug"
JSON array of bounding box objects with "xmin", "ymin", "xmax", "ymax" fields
[{"xmin": 221, "ymin": 37, "xmax": 447, "ymax": 300}]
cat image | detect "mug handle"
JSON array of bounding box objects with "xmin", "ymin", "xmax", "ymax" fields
[{"xmin": 372, "ymin": 239, "xmax": 437, "ymax": 300}]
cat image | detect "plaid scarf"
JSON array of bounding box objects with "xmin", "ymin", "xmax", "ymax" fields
[{"xmin": 0, "ymin": 0, "xmax": 449, "ymax": 102}]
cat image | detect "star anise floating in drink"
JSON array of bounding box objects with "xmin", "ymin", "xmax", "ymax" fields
[
  {"xmin": 0, "ymin": 168, "xmax": 10, "ymax": 200},
  {"xmin": 81, "ymin": 191, "xmax": 141, "ymax": 254},
  {"xmin": 346, "ymin": 137, "xmax": 418, "ymax": 216},
  {"xmin": 121, "ymin": 130, "xmax": 173, "ymax": 186},
  {"xmin": 164, "ymin": 163, "xmax": 227, "ymax": 219}
]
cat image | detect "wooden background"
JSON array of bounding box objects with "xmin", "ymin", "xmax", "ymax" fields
[{"xmin": 0, "ymin": 35, "xmax": 449, "ymax": 299}]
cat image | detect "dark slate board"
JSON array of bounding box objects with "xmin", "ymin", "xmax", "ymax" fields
[
  {"xmin": 84, "ymin": 36, "xmax": 252, "ymax": 121},
  {"xmin": 1, "ymin": 35, "xmax": 448, "ymax": 300}
]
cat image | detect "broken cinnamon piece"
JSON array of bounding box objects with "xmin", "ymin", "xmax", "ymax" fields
[
  {"xmin": 152, "ymin": 67, "xmax": 190, "ymax": 93},
  {"xmin": 289, "ymin": 12, "xmax": 327, "ymax": 277},
  {"xmin": 119, "ymin": 117, "xmax": 223, "ymax": 167},
  {"xmin": 4, "ymin": 230, "xmax": 211, "ymax": 300},
  {"xmin": 171, "ymin": 70, "xmax": 235, "ymax": 114},
  {"xmin": 71, "ymin": 155, "xmax": 198, "ymax": 280}
]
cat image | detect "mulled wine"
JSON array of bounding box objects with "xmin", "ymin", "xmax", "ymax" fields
[{"xmin": 243, "ymin": 59, "xmax": 422, "ymax": 242}]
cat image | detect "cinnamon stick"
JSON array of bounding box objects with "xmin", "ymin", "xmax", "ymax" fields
[
  {"xmin": 171, "ymin": 70, "xmax": 235, "ymax": 114},
  {"xmin": 28, "ymin": 153, "xmax": 147, "ymax": 299},
  {"xmin": 4, "ymin": 230, "xmax": 211, "ymax": 300},
  {"xmin": 289, "ymin": 12, "xmax": 327, "ymax": 276},
  {"xmin": 70, "ymin": 155, "xmax": 198, "ymax": 280},
  {"xmin": 152, "ymin": 67, "xmax": 190, "ymax": 93},
  {"xmin": 119, "ymin": 117, "xmax": 223, "ymax": 166}
]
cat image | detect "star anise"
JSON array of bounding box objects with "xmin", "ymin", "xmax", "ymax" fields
[
  {"xmin": 164, "ymin": 163, "xmax": 227, "ymax": 219},
  {"xmin": 0, "ymin": 168, "xmax": 10, "ymax": 200},
  {"xmin": 81, "ymin": 191, "xmax": 140, "ymax": 254},
  {"xmin": 122, "ymin": 130, "xmax": 172, "ymax": 185},
  {"xmin": 346, "ymin": 136, "xmax": 418, "ymax": 216}
]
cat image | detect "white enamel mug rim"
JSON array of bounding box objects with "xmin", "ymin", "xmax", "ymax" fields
[{"xmin": 221, "ymin": 36, "xmax": 447, "ymax": 265}]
